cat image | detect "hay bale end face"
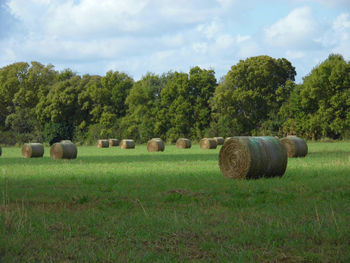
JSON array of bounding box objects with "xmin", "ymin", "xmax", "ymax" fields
[
  {"xmin": 120, "ymin": 139, "xmax": 135, "ymax": 149},
  {"xmin": 109, "ymin": 139, "xmax": 119, "ymax": 147},
  {"xmin": 200, "ymin": 138, "xmax": 217, "ymax": 149},
  {"xmin": 176, "ymin": 138, "xmax": 191, "ymax": 149},
  {"xmin": 280, "ymin": 136, "xmax": 308, "ymax": 157},
  {"xmin": 50, "ymin": 142, "xmax": 77, "ymax": 159},
  {"xmin": 22, "ymin": 143, "xmax": 44, "ymax": 158},
  {"xmin": 147, "ymin": 138, "xmax": 165, "ymax": 152},
  {"xmin": 219, "ymin": 136, "xmax": 287, "ymax": 179},
  {"xmin": 213, "ymin": 137, "xmax": 225, "ymax": 145},
  {"xmin": 97, "ymin": 139, "xmax": 109, "ymax": 148}
]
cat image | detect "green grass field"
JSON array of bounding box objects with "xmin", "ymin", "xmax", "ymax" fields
[{"xmin": 1, "ymin": 142, "xmax": 350, "ymax": 262}]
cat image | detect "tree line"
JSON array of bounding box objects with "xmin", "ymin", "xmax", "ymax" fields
[{"xmin": 0, "ymin": 54, "xmax": 349, "ymax": 145}]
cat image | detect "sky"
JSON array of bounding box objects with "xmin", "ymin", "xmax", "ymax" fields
[{"xmin": 0, "ymin": 0, "xmax": 350, "ymax": 83}]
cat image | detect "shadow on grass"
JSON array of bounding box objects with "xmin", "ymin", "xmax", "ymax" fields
[{"xmin": 0, "ymin": 152, "xmax": 219, "ymax": 165}]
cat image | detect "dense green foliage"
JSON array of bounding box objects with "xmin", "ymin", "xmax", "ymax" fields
[
  {"xmin": 1, "ymin": 143, "xmax": 350, "ymax": 262},
  {"xmin": 0, "ymin": 54, "xmax": 349, "ymax": 144}
]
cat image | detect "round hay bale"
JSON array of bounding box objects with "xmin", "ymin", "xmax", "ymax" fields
[
  {"xmin": 147, "ymin": 138, "xmax": 165, "ymax": 152},
  {"xmin": 60, "ymin": 140, "xmax": 72, "ymax": 143},
  {"xmin": 97, "ymin": 139, "xmax": 109, "ymax": 148},
  {"xmin": 109, "ymin": 139, "xmax": 119, "ymax": 147},
  {"xmin": 219, "ymin": 136, "xmax": 287, "ymax": 179},
  {"xmin": 213, "ymin": 137, "xmax": 224, "ymax": 145},
  {"xmin": 176, "ymin": 138, "xmax": 191, "ymax": 149},
  {"xmin": 280, "ymin": 136, "xmax": 308, "ymax": 158},
  {"xmin": 22, "ymin": 143, "xmax": 44, "ymax": 158},
  {"xmin": 200, "ymin": 138, "xmax": 217, "ymax": 149},
  {"xmin": 50, "ymin": 142, "xmax": 77, "ymax": 159},
  {"xmin": 120, "ymin": 139, "xmax": 135, "ymax": 149}
]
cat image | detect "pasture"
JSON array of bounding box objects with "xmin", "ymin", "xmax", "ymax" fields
[{"xmin": 1, "ymin": 142, "xmax": 350, "ymax": 262}]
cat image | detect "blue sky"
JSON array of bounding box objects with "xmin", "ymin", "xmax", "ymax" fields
[{"xmin": 1, "ymin": 0, "xmax": 350, "ymax": 83}]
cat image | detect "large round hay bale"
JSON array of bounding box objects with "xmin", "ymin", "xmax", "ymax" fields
[
  {"xmin": 147, "ymin": 138, "xmax": 165, "ymax": 152},
  {"xmin": 280, "ymin": 136, "xmax": 308, "ymax": 157},
  {"xmin": 200, "ymin": 138, "xmax": 217, "ymax": 149},
  {"xmin": 50, "ymin": 142, "xmax": 77, "ymax": 159},
  {"xmin": 213, "ymin": 137, "xmax": 224, "ymax": 145},
  {"xmin": 120, "ymin": 139, "xmax": 135, "ymax": 149},
  {"xmin": 176, "ymin": 138, "xmax": 191, "ymax": 149},
  {"xmin": 22, "ymin": 143, "xmax": 44, "ymax": 158},
  {"xmin": 109, "ymin": 139, "xmax": 119, "ymax": 147},
  {"xmin": 219, "ymin": 136, "xmax": 287, "ymax": 179},
  {"xmin": 97, "ymin": 139, "xmax": 109, "ymax": 148}
]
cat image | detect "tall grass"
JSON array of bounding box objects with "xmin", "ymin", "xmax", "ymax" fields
[{"xmin": 1, "ymin": 142, "xmax": 350, "ymax": 262}]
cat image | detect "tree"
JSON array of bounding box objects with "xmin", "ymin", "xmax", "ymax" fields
[
  {"xmin": 211, "ymin": 55, "xmax": 296, "ymax": 136},
  {"xmin": 289, "ymin": 54, "xmax": 350, "ymax": 139}
]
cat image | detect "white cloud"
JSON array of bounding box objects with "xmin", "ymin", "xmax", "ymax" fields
[{"xmin": 264, "ymin": 7, "xmax": 319, "ymax": 48}]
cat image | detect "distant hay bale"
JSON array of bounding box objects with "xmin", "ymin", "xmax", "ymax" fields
[
  {"xmin": 22, "ymin": 143, "xmax": 44, "ymax": 158},
  {"xmin": 176, "ymin": 138, "xmax": 191, "ymax": 149},
  {"xmin": 147, "ymin": 138, "xmax": 165, "ymax": 152},
  {"xmin": 120, "ymin": 139, "xmax": 135, "ymax": 149},
  {"xmin": 200, "ymin": 138, "xmax": 217, "ymax": 149},
  {"xmin": 280, "ymin": 136, "xmax": 308, "ymax": 158},
  {"xmin": 219, "ymin": 136, "xmax": 287, "ymax": 179},
  {"xmin": 109, "ymin": 139, "xmax": 119, "ymax": 147},
  {"xmin": 213, "ymin": 137, "xmax": 224, "ymax": 145},
  {"xmin": 60, "ymin": 140, "xmax": 72, "ymax": 143},
  {"xmin": 97, "ymin": 139, "xmax": 109, "ymax": 148},
  {"xmin": 50, "ymin": 142, "xmax": 77, "ymax": 159}
]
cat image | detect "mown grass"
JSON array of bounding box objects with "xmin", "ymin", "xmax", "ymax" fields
[{"xmin": 1, "ymin": 142, "xmax": 350, "ymax": 262}]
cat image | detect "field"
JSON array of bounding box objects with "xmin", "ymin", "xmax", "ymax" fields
[{"xmin": 1, "ymin": 142, "xmax": 350, "ymax": 262}]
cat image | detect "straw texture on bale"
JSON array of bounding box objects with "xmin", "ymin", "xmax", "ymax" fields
[
  {"xmin": 176, "ymin": 138, "xmax": 191, "ymax": 149},
  {"xmin": 50, "ymin": 142, "xmax": 77, "ymax": 159},
  {"xmin": 97, "ymin": 139, "xmax": 109, "ymax": 148},
  {"xmin": 109, "ymin": 139, "xmax": 119, "ymax": 147},
  {"xmin": 60, "ymin": 140, "xmax": 72, "ymax": 143},
  {"xmin": 224, "ymin": 137, "xmax": 235, "ymax": 144},
  {"xmin": 200, "ymin": 138, "xmax": 217, "ymax": 149},
  {"xmin": 147, "ymin": 138, "xmax": 165, "ymax": 152},
  {"xmin": 219, "ymin": 136, "xmax": 287, "ymax": 179},
  {"xmin": 120, "ymin": 139, "xmax": 135, "ymax": 149},
  {"xmin": 213, "ymin": 137, "xmax": 225, "ymax": 145},
  {"xmin": 22, "ymin": 143, "xmax": 44, "ymax": 158},
  {"xmin": 280, "ymin": 136, "xmax": 308, "ymax": 158}
]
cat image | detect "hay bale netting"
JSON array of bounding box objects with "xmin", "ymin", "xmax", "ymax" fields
[
  {"xmin": 219, "ymin": 136, "xmax": 287, "ymax": 179},
  {"xmin": 109, "ymin": 139, "xmax": 119, "ymax": 147},
  {"xmin": 97, "ymin": 139, "xmax": 109, "ymax": 148},
  {"xmin": 200, "ymin": 138, "xmax": 217, "ymax": 149},
  {"xmin": 50, "ymin": 142, "xmax": 77, "ymax": 160},
  {"xmin": 22, "ymin": 143, "xmax": 44, "ymax": 158},
  {"xmin": 213, "ymin": 137, "xmax": 225, "ymax": 145},
  {"xmin": 120, "ymin": 139, "xmax": 135, "ymax": 149},
  {"xmin": 147, "ymin": 138, "xmax": 165, "ymax": 152},
  {"xmin": 280, "ymin": 136, "xmax": 308, "ymax": 158},
  {"xmin": 176, "ymin": 138, "xmax": 191, "ymax": 149}
]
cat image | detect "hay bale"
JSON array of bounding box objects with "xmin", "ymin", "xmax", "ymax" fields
[
  {"xmin": 219, "ymin": 136, "xmax": 287, "ymax": 179},
  {"xmin": 50, "ymin": 142, "xmax": 77, "ymax": 159},
  {"xmin": 147, "ymin": 138, "xmax": 165, "ymax": 152},
  {"xmin": 22, "ymin": 143, "xmax": 44, "ymax": 158},
  {"xmin": 109, "ymin": 139, "xmax": 119, "ymax": 147},
  {"xmin": 60, "ymin": 140, "xmax": 72, "ymax": 143},
  {"xmin": 97, "ymin": 139, "xmax": 109, "ymax": 148},
  {"xmin": 213, "ymin": 137, "xmax": 224, "ymax": 145},
  {"xmin": 280, "ymin": 136, "xmax": 308, "ymax": 157},
  {"xmin": 120, "ymin": 139, "xmax": 135, "ymax": 149},
  {"xmin": 200, "ymin": 138, "xmax": 217, "ymax": 149},
  {"xmin": 176, "ymin": 138, "xmax": 191, "ymax": 149}
]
